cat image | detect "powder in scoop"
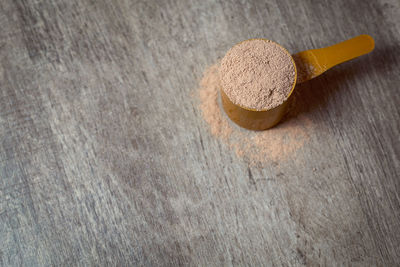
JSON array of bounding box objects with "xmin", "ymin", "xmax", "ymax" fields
[
  {"xmin": 220, "ymin": 39, "xmax": 295, "ymax": 110},
  {"xmin": 196, "ymin": 62, "xmax": 313, "ymax": 165}
]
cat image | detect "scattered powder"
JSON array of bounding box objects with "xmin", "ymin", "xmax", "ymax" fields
[
  {"xmin": 292, "ymin": 54, "xmax": 317, "ymax": 83},
  {"xmin": 199, "ymin": 64, "xmax": 233, "ymax": 140},
  {"xmin": 197, "ymin": 62, "xmax": 314, "ymax": 165},
  {"xmin": 220, "ymin": 39, "xmax": 296, "ymax": 110}
]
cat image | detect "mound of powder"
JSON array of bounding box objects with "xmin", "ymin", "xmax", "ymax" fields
[
  {"xmin": 196, "ymin": 63, "xmax": 313, "ymax": 165},
  {"xmin": 220, "ymin": 39, "xmax": 296, "ymax": 110}
]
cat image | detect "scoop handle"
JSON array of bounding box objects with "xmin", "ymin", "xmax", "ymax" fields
[{"xmin": 293, "ymin": 35, "xmax": 375, "ymax": 83}]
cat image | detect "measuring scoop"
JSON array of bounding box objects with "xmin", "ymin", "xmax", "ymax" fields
[{"xmin": 221, "ymin": 34, "xmax": 375, "ymax": 130}]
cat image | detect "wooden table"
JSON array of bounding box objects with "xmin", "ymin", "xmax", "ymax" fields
[{"xmin": 1, "ymin": 0, "xmax": 399, "ymax": 266}]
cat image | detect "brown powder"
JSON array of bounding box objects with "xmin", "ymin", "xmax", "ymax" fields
[
  {"xmin": 197, "ymin": 62, "xmax": 313, "ymax": 165},
  {"xmin": 220, "ymin": 39, "xmax": 296, "ymax": 110},
  {"xmin": 199, "ymin": 64, "xmax": 232, "ymax": 140},
  {"xmin": 292, "ymin": 54, "xmax": 317, "ymax": 83}
]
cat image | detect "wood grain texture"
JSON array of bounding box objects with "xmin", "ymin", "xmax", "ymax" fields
[{"xmin": 0, "ymin": 0, "xmax": 399, "ymax": 266}]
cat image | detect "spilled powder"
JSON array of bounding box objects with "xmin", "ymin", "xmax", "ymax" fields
[
  {"xmin": 292, "ymin": 54, "xmax": 317, "ymax": 83},
  {"xmin": 197, "ymin": 62, "xmax": 314, "ymax": 165},
  {"xmin": 220, "ymin": 39, "xmax": 295, "ymax": 110}
]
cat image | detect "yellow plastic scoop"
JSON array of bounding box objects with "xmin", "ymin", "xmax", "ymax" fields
[{"xmin": 221, "ymin": 34, "xmax": 375, "ymax": 130}]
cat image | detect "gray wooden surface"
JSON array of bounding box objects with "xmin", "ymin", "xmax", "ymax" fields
[{"xmin": 1, "ymin": 0, "xmax": 399, "ymax": 266}]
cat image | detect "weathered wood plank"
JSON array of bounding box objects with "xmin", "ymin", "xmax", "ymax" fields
[{"xmin": 0, "ymin": 0, "xmax": 399, "ymax": 266}]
